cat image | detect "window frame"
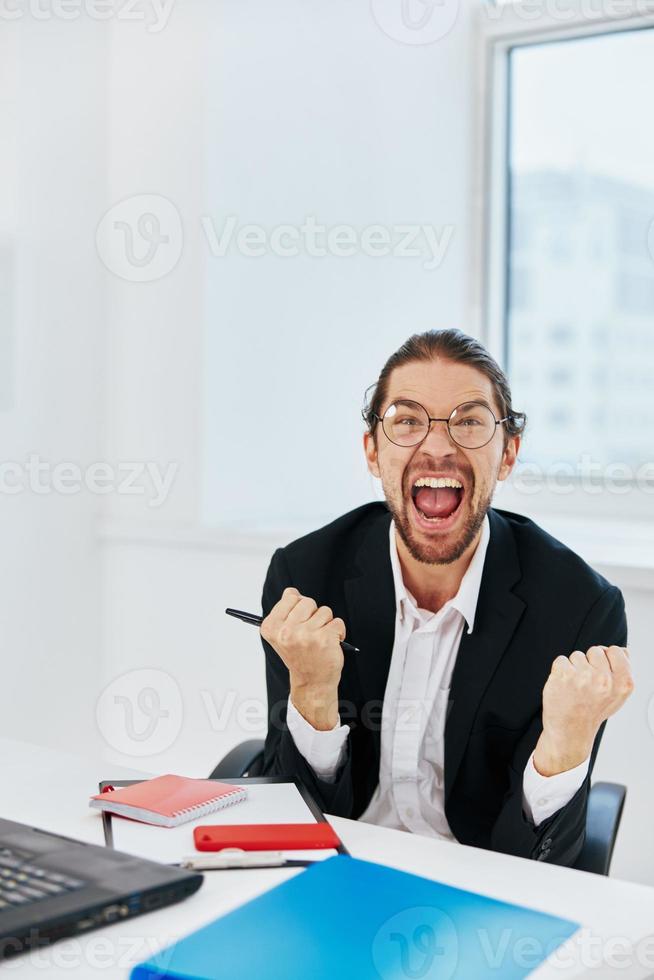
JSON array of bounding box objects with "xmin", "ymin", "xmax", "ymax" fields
[{"xmin": 475, "ymin": 0, "xmax": 654, "ymax": 520}]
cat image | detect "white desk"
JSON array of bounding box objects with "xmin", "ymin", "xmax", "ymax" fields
[{"xmin": 2, "ymin": 737, "xmax": 654, "ymax": 979}]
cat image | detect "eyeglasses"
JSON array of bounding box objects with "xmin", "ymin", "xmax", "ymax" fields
[{"xmin": 371, "ymin": 399, "xmax": 509, "ymax": 450}]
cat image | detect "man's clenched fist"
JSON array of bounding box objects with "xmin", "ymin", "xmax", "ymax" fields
[
  {"xmin": 261, "ymin": 587, "xmax": 346, "ymax": 731},
  {"xmin": 534, "ymin": 645, "xmax": 634, "ymax": 777}
]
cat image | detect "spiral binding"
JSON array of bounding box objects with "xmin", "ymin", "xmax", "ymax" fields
[{"xmin": 174, "ymin": 787, "xmax": 246, "ymax": 817}]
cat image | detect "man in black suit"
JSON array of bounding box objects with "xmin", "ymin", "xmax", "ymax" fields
[{"xmin": 259, "ymin": 329, "xmax": 633, "ymax": 865}]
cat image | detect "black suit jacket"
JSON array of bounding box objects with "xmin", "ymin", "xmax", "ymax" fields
[{"xmin": 259, "ymin": 503, "xmax": 627, "ymax": 865}]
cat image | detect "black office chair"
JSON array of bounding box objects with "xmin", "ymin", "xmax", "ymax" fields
[
  {"xmin": 575, "ymin": 781, "xmax": 626, "ymax": 876},
  {"xmin": 210, "ymin": 739, "xmax": 266, "ymax": 781},
  {"xmin": 210, "ymin": 739, "xmax": 626, "ymax": 877}
]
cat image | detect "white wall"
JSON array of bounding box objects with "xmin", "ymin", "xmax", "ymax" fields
[
  {"xmin": 0, "ymin": 21, "xmax": 107, "ymax": 757},
  {"xmin": 102, "ymin": 0, "xmax": 476, "ymax": 530},
  {"xmin": 200, "ymin": 0, "xmax": 474, "ymax": 528}
]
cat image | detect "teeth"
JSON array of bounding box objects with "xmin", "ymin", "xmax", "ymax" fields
[{"xmin": 413, "ymin": 477, "xmax": 463, "ymax": 489}]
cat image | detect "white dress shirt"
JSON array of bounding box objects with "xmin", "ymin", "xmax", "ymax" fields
[{"xmin": 287, "ymin": 516, "xmax": 590, "ymax": 837}]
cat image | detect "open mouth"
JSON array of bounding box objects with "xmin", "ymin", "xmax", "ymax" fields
[{"xmin": 410, "ymin": 476, "xmax": 465, "ymax": 526}]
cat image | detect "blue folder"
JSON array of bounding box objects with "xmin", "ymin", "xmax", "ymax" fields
[{"xmin": 131, "ymin": 855, "xmax": 578, "ymax": 980}]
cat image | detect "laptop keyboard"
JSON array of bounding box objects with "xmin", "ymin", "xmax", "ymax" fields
[{"xmin": 0, "ymin": 847, "xmax": 84, "ymax": 912}]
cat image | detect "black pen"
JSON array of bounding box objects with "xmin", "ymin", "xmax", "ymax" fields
[{"xmin": 225, "ymin": 607, "xmax": 360, "ymax": 654}]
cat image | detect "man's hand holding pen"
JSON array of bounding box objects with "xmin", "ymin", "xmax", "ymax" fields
[{"xmin": 261, "ymin": 587, "xmax": 346, "ymax": 732}]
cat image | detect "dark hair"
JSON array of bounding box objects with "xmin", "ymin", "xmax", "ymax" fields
[{"xmin": 362, "ymin": 328, "xmax": 526, "ymax": 443}]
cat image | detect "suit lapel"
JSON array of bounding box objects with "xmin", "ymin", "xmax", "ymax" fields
[
  {"xmin": 343, "ymin": 508, "xmax": 396, "ymax": 768},
  {"xmin": 444, "ymin": 509, "xmax": 526, "ymax": 799}
]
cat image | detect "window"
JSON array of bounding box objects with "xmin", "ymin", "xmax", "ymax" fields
[{"xmin": 503, "ymin": 27, "xmax": 654, "ymax": 476}]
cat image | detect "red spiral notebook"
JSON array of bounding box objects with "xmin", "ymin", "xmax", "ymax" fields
[{"xmin": 89, "ymin": 774, "xmax": 247, "ymax": 828}]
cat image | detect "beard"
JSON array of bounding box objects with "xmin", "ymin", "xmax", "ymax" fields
[{"xmin": 384, "ymin": 467, "xmax": 495, "ymax": 566}]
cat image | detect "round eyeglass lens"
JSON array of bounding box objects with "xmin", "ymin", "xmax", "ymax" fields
[
  {"xmin": 381, "ymin": 400, "xmax": 430, "ymax": 446},
  {"xmin": 447, "ymin": 402, "xmax": 497, "ymax": 448}
]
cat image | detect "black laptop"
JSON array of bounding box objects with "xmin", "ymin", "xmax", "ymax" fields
[{"xmin": 0, "ymin": 817, "xmax": 203, "ymax": 959}]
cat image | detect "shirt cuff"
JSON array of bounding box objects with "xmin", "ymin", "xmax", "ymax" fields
[
  {"xmin": 522, "ymin": 750, "xmax": 590, "ymax": 827},
  {"xmin": 286, "ymin": 697, "xmax": 350, "ymax": 783}
]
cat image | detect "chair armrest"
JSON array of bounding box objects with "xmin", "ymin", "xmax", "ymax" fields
[
  {"xmin": 208, "ymin": 739, "xmax": 265, "ymax": 779},
  {"xmin": 573, "ymin": 781, "xmax": 626, "ymax": 876}
]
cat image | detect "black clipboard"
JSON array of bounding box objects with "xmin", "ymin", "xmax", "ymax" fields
[{"xmin": 97, "ymin": 776, "xmax": 350, "ymax": 857}]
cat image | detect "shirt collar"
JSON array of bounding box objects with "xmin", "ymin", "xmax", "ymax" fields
[{"xmin": 388, "ymin": 514, "xmax": 490, "ymax": 634}]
